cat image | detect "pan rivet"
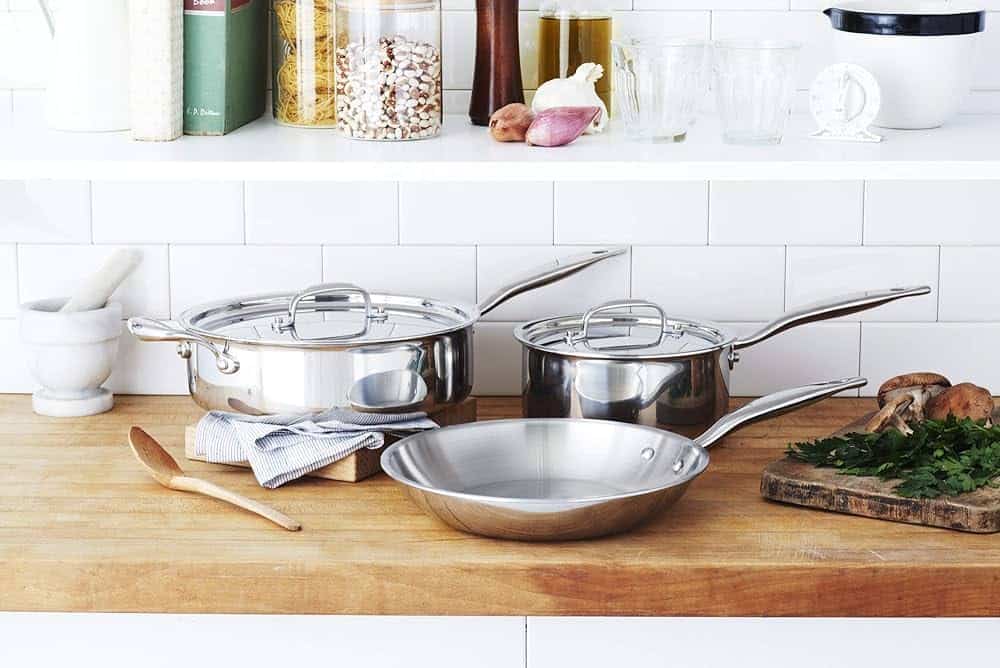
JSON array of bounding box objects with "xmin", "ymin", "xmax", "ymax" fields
[
  {"xmin": 672, "ymin": 459, "xmax": 684, "ymax": 473},
  {"xmin": 640, "ymin": 447, "xmax": 655, "ymax": 461}
]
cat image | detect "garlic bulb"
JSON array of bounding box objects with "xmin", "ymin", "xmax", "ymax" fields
[{"xmin": 531, "ymin": 63, "xmax": 608, "ymax": 134}]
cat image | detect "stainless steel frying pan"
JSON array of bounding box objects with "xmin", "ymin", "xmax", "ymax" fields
[{"xmin": 382, "ymin": 377, "xmax": 866, "ymax": 540}]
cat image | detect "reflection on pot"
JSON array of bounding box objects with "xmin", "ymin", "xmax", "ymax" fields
[
  {"xmin": 348, "ymin": 344, "xmax": 428, "ymax": 413},
  {"xmin": 574, "ymin": 360, "xmax": 686, "ymax": 423}
]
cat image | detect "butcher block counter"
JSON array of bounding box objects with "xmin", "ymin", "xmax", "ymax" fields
[{"xmin": 3, "ymin": 394, "xmax": 999, "ymax": 618}]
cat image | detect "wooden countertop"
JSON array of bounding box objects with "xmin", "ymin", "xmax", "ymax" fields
[{"xmin": 3, "ymin": 395, "xmax": 999, "ymax": 617}]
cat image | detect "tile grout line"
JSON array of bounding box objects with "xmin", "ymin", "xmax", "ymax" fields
[
  {"xmin": 857, "ymin": 320, "xmax": 863, "ymax": 391},
  {"xmin": 782, "ymin": 244, "xmax": 788, "ymax": 311},
  {"xmin": 167, "ymin": 245, "xmax": 173, "ymax": 318},
  {"xmin": 88, "ymin": 181, "xmax": 94, "ymax": 244},
  {"xmin": 241, "ymin": 182, "xmax": 247, "ymax": 244},
  {"xmin": 523, "ymin": 617, "xmax": 529, "ymax": 668},
  {"xmin": 860, "ymin": 180, "xmax": 868, "ymax": 245},
  {"xmin": 550, "ymin": 182, "xmax": 556, "ymax": 245},
  {"xmin": 936, "ymin": 245, "xmax": 942, "ymax": 322},
  {"xmin": 705, "ymin": 181, "xmax": 711, "ymax": 245},
  {"xmin": 13, "ymin": 242, "xmax": 20, "ymax": 305}
]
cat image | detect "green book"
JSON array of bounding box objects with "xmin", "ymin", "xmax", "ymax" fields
[{"xmin": 183, "ymin": 0, "xmax": 267, "ymax": 136}]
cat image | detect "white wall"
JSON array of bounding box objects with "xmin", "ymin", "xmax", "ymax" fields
[{"xmin": 4, "ymin": 178, "xmax": 1000, "ymax": 397}]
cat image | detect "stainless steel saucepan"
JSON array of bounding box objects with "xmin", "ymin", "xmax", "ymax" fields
[
  {"xmin": 382, "ymin": 377, "xmax": 866, "ymax": 541},
  {"xmin": 127, "ymin": 248, "xmax": 624, "ymax": 415},
  {"xmin": 515, "ymin": 286, "xmax": 929, "ymax": 437}
]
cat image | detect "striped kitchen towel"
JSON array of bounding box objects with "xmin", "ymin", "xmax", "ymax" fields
[{"xmin": 195, "ymin": 408, "xmax": 438, "ymax": 489}]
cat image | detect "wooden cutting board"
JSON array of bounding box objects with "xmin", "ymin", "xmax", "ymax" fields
[
  {"xmin": 184, "ymin": 397, "xmax": 477, "ymax": 483},
  {"xmin": 761, "ymin": 411, "xmax": 1000, "ymax": 533}
]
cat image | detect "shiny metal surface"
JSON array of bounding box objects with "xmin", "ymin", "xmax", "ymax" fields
[
  {"xmin": 382, "ymin": 378, "xmax": 866, "ymax": 540},
  {"xmin": 128, "ymin": 248, "xmax": 624, "ymax": 415},
  {"xmin": 518, "ymin": 286, "xmax": 929, "ymax": 435}
]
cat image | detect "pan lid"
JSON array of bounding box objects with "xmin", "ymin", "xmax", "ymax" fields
[
  {"xmin": 178, "ymin": 283, "xmax": 476, "ymax": 348},
  {"xmin": 514, "ymin": 300, "xmax": 736, "ymax": 360}
]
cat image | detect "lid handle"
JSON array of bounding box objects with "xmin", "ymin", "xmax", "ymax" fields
[
  {"xmin": 272, "ymin": 283, "xmax": 376, "ymax": 341},
  {"xmin": 575, "ymin": 299, "xmax": 670, "ymax": 351}
]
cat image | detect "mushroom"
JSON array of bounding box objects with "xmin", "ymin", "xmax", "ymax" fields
[
  {"xmin": 865, "ymin": 372, "xmax": 952, "ymax": 434},
  {"xmin": 925, "ymin": 382, "xmax": 994, "ymax": 424}
]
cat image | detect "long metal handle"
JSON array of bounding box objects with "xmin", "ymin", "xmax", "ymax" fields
[
  {"xmin": 477, "ymin": 248, "xmax": 626, "ymax": 316},
  {"xmin": 693, "ymin": 377, "xmax": 867, "ymax": 449},
  {"xmin": 127, "ymin": 317, "xmax": 240, "ymax": 374},
  {"xmin": 37, "ymin": 0, "xmax": 55, "ymax": 37},
  {"xmin": 734, "ymin": 286, "xmax": 931, "ymax": 350}
]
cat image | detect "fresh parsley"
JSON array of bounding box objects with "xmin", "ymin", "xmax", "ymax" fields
[{"xmin": 787, "ymin": 416, "xmax": 1000, "ymax": 499}]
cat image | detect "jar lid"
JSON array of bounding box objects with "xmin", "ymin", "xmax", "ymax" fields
[
  {"xmin": 824, "ymin": 2, "xmax": 986, "ymax": 35},
  {"xmin": 514, "ymin": 301, "xmax": 737, "ymax": 360}
]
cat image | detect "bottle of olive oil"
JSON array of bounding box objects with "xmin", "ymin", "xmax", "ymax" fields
[{"xmin": 537, "ymin": 1, "xmax": 612, "ymax": 111}]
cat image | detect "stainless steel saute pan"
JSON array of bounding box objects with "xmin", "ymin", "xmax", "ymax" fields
[
  {"xmin": 515, "ymin": 286, "xmax": 929, "ymax": 436},
  {"xmin": 382, "ymin": 377, "xmax": 866, "ymax": 541},
  {"xmin": 127, "ymin": 248, "xmax": 624, "ymax": 415}
]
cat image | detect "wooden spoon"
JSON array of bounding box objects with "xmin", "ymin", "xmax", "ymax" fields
[{"xmin": 127, "ymin": 426, "xmax": 302, "ymax": 531}]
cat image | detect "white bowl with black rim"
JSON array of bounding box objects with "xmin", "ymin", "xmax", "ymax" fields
[{"xmin": 824, "ymin": 1, "xmax": 986, "ymax": 129}]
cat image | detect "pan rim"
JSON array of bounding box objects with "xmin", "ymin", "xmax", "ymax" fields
[
  {"xmin": 513, "ymin": 313, "xmax": 739, "ymax": 361},
  {"xmin": 380, "ymin": 418, "xmax": 711, "ymax": 505},
  {"xmin": 176, "ymin": 291, "xmax": 478, "ymax": 349}
]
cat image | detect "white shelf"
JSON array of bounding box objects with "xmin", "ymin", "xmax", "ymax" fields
[{"xmin": 3, "ymin": 114, "xmax": 1000, "ymax": 181}]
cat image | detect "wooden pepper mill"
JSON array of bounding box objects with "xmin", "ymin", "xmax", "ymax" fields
[{"xmin": 469, "ymin": 0, "xmax": 524, "ymax": 126}]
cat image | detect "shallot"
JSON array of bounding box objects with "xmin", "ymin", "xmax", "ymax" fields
[
  {"xmin": 525, "ymin": 107, "xmax": 601, "ymax": 147},
  {"xmin": 489, "ymin": 103, "xmax": 534, "ymax": 142}
]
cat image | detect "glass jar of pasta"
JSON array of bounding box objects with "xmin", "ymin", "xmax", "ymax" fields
[
  {"xmin": 272, "ymin": 0, "xmax": 337, "ymax": 127},
  {"xmin": 334, "ymin": 0, "xmax": 442, "ymax": 141}
]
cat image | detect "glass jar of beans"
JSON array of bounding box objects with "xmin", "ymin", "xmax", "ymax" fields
[{"xmin": 334, "ymin": 0, "xmax": 443, "ymax": 141}]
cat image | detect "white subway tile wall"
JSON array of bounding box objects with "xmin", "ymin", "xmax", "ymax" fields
[
  {"xmin": 2, "ymin": 179, "xmax": 999, "ymax": 396},
  {"xmin": 938, "ymin": 247, "xmax": 1000, "ymax": 322},
  {"xmin": 169, "ymin": 244, "xmax": 323, "ymax": 315},
  {"xmin": 2, "ymin": 4, "xmax": 1000, "ymax": 114},
  {"xmin": 555, "ymin": 182, "xmax": 708, "ymax": 245},
  {"xmin": 709, "ymin": 181, "xmax": 862, "ymax": 246},
  {"xmin": 245, "ymin": 182, "xmax": 399, "ymax": 246}
]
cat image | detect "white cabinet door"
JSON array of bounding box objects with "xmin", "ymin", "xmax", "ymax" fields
[
  {"xmin": 0, "ymin": 613, "xmax": 526, "ymax": 668},
  {"xmin": 528, "ymin": 617, "xmax": 1000, "ymax": 668}
]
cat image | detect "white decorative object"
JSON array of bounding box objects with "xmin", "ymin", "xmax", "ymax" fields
[
  {"xmin": 128, "ymin": 1, "xmax": 183, "ymax": 141},
  {"xmin": 20, "ymin": 299, "xmax": 123, "ymax": 417},
  {"xmin": 532, "ymin": 63, "xmax": 609, "ymax": 134},
  {"xmin": 809, "ymin": 63, "xmax": 883, "ymax": 143},
  {"xmin": 37, "ymin": 0, "xmax": 130, "ymax": 133}
]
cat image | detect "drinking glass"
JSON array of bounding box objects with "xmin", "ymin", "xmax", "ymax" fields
[
  {"xmin": 713, "ymin": 40, "xmax": 801, "ymax": 145},
  {"xmin": 612, "ymin": 38, "xmax": 709, "ymax": 142}
]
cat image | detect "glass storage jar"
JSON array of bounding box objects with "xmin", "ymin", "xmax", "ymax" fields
[
  {"xmin": 538, "ymin": 0, "xmax": 612, "ymax": 111},
  {"xmin": 272, "ymin": 0, "xmax": 338, "ymax": 128},
  {"xmin": 335, "ymin": 0, "xmax": 443, "ymax": 140}
]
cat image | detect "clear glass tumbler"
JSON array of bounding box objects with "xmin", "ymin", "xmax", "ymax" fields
[
  {"xmin": 612, "ymin": 38, "xmax": 708, "ymax": 142},
  {"xmin": 713, "ymin": 40, "xmax": 801, "ymax": 145}
]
